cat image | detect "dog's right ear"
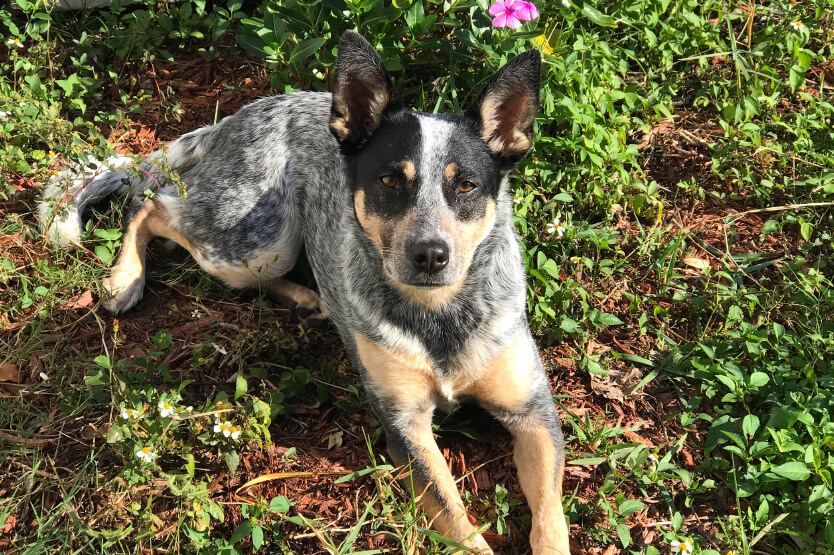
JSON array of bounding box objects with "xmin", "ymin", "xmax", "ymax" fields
[{"xmin": 329, "ymin": 31, "xmax": 394, "ymax": 148}]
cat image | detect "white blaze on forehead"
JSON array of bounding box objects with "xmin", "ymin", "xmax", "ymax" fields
[{"xmin": 416, "ymin": 115, "xmax": 455, "ymax": 211}]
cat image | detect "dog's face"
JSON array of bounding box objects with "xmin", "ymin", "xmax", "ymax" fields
[
  {"xmin": 351, "ymin": 112, "xmax": 500, "ymax": 295},
  {"xmin": 329, "ymin": 32, "xmax": 540, "ymax": 306}
]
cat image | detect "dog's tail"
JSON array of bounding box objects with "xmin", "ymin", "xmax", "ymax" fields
[{"xmin": 38, "ymin": 124, "xmax": 217, "ymax": 248}]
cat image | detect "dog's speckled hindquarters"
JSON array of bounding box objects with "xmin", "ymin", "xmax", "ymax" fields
[{"xmin": 39, "ymin": 31, "xmax": 571, "ymax": 553}]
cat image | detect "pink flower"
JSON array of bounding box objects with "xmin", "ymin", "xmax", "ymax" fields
[
  {"xmin": 514, "ymin": 1, "xmax": 540, "ymax": 21},
  {"xmin": 490, "ymin": 0, "xmax": 538, "ymax": 29}
]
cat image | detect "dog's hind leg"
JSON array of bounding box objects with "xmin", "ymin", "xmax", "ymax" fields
[
  {"xmin": 468, "ymin": 331, "xmax": 571, "ymax": 555},
  {"xmin": 102, "ymin": 198, "xmax": 197, "ymax": 314},
  {"xmin": 266, "ymin": 278, "xmax": 329, "ymax": 328}
]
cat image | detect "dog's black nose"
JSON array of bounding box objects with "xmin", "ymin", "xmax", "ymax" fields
[{"xmin": 409, "ymin": 240, "xmax": 449, "ymax": 275}]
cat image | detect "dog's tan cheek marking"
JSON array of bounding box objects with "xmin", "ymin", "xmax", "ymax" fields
[
  {"xmin": 400, "ymin": 160, "xmax": 416, "ymax": 181},
  {"xmin": 452, "ymin": 198, "xmax": 496, "ymax": 263},
  {"xmin": 444, "ymin": 162, "xmax": 458, "ymax": 182},
  {"xmin": 354, "ymin": 190, "xmax": 388, "ymax": 254}
]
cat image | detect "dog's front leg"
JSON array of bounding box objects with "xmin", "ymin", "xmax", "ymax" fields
[
  {"xmin": 354, "ymin": 333, "xmax": 492, "ymax": 553},
  {"xmin": 468, "ymin": 332, "xmax": 571, "ymax": 555},
  {"xmin": 376, "ymin": 405, "xmax": 493, "ymax": 553}
]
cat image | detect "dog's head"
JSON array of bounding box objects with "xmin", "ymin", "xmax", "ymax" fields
[{"xmin": 330, "ymin": 31, "xmax": 540, "ymax": 308}]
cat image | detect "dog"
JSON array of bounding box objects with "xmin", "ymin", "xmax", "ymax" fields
[{"xmin": 39, "ymin": 31, "xmax": 571, "ymax": 554}]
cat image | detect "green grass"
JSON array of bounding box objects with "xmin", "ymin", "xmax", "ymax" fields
[{"xmin": 2, "ymin": 0, "xmax": 834, "ymax": 553}]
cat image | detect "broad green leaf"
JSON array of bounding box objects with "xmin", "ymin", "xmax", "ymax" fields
[
  {"xmin": 789, "ymin": 65, "xmax": 806, "ymax": 91},
  {"xmin": 229, "ymin": 519, "xmax": 252, "ymax": 544},
  {"xmin": 235, "ymin": 375, "xmax": 248, "ymax": 400},
  {"xmin": 269, "ymin": 496, "xmax": 290, "ymax": 513},
  {"xmin": 742, "ymin": 414, "xmax": 760, "ymax": 438},
  {"xmin": 289, "ymin": 38, "xmax": 327, "ymax": 63},
  {"xmin": 560, "ymin": 317, "xmax": 580, "ymax": 333},
  {"xmin": 771, "ymin": 462, "xmax": 810, "ymax": 481},
  {"xmin": 748, "ymin": 372, "xmax": 769, "ymax": 388},
  {"xmin": 618, "ymin": 499, "xmax": 645, "ymax": 516}
]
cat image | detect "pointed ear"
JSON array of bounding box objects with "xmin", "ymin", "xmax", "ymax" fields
[
  {"xmin": 466, "ymin": 50, "xmax": 541, "ymax": 166},
  {"xmin": 329, "ymin": 31, "xmax": 395, "ymax": 148}
]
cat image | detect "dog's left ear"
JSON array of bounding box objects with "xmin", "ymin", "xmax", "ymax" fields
[
  {"xmin": 329, "ymin": 31, "xmax": 395, "ymax": 148},
  {"xmin": 467, "ymin": 50, "xmax": 541, "ymax": 166}
]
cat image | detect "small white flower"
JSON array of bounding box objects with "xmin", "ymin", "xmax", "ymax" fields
[
  {"xmin": 158, "ymin": 401, "xmax": 174, "ymax": 418},
  {"xmin": 212, "ymin": 343, "xmax": 227, "ymax": 355},
  {"xmin": 18, "ymin": 101, "xmax": 25, "ymax": 106},
  {"xmin": 7, "ymin": 38, "xmax": 23, "ymax": 49},
  {"xmin": 0, "ymin": 111, "xmax": 8, "ymax": 119},
  {"xmin": 183, "ymin": 406, "xmax": 194, "ymax": 415},
  {"xmin": 671, "ymin": 539, "xmax": 694, "ymax": 554},
  {"xmin": 48, "ymin": 150, "xmax": 57, "ymax": 158},
  {"xmin": 649, "ymin": 453, "xmax": 659, "ymax": 462},
  {"xmin": 570, "ymin": 256, "xmax": 581, "ymax": 263},
  {"xmin": 191, "ymin": 309, "xmax": 202, "ymax": 319},
  {"xmin": 562, "ymin": 0, "xmax": 570, "ymax": 6},
  {"xmin": 790, "ymin": 20, "xmax": 803, "ymax": 30},
  {"xmin": 121, "ymin": 407, "xmax": 139, "ymax": 420},
  {"xmin": 229, "ymin": 425, "xmax": 241, "ymax": 440},
  {"xmin": 608, "ymin": 172, "xmax": 619, "ymax": 182},
  {"xmin": 39, "ymin": 372, "xmax": 49, "ymax": 381},
  {"xmin": 214, "ymin": 420, "xmax": 232, "ymax": 437},
  {"xmin": 546, "ymin": 218, "xmax": 565, "ymax": 238},
  {"xmin": 513, "ymin": 194, "xmax": 522, "ymax": 204},
  {"xmin": 136, "ymin": 446, "xmax": 156, "ymax": 463}
]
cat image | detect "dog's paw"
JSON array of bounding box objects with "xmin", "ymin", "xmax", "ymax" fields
[
  {"xmin": 101, "ymin": 274, "xmax": 145, "ymax": 315},
  {"xmin": 295, "ymin": 299, "xmax": 330, "ymax": 329}
]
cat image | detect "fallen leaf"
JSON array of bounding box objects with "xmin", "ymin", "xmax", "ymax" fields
[
  {"xmin": 623, "ymin": 431, "xmax": 656, "ymax": 448},
  {"xmin": 0, "ymin": 362, "xmax": 21, "ymax": 383},
  {"xmin": 682, "ymin": 257, "xmax": 710, "ymax": 270},
  {"xmin": 61, "ymin": 290, "xmax": 94, "ymax": 311},
  {"xmin": 2, "ymin": 514, "xmax": 16, "ymax": 534}
]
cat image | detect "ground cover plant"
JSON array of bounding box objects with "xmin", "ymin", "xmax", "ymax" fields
[{"xmin": 1, "ymin": 0, "xmax": 833, "ymax": 552}]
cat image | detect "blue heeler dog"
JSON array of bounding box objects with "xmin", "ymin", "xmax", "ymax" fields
[{"xmin": 40, "ymin": 31, "xmax": 571, "ymax": 554}]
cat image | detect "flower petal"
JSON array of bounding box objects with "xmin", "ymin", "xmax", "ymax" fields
[
  {"xmin": 492, "ymin": 12, "xmax": 509, "ymax": 27},
  {"xmin": 505, "ymin": 14, "xmax": 523, "ymax": 28},
  {"xmin": 488, "ymin": 1, "xmax": 508, "ymax": 15},
  {"xmin": 515, "ymin": 1, "xmax": 540, "ymax": 20}
]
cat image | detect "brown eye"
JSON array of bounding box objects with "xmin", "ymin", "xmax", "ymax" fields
[
  {"xmin": 458, "ymin": 181, "xmax": 476, "ymax": 193},
  {"xmin": 380, "ymin": 175, "xmax": 398, "ymax": 188}
]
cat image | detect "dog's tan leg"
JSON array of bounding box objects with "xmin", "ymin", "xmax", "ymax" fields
[
  {"xmin": 266, "ymin": 278, "xmax": 329, "ymax": 327},
  {"xmin": 102, "ymin": 199, "xmax": 200, "ymax": 314},
  {"xmin": 101, "ymin": 201, "xmax": 158, "ymax": 314},
  {"xmin": 467, "ymin": 331, "xmax": 571, "ymax": 555},
  {"xmin": 354, "ymin": 333, "xmax": 492, "ymax": 553}
]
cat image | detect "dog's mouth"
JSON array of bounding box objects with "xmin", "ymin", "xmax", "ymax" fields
[{"xmin": 383, "ymin": 267, "xmax": 452, "ymax": 290}]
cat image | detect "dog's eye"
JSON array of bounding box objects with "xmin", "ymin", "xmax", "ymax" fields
[
  {"xmin": 458, "ymin": 181, "xmax": 476, "ymax": 194},
  {"xmin": 380, "ymin": 175, "xmax": 398, "ymax": 188}
]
